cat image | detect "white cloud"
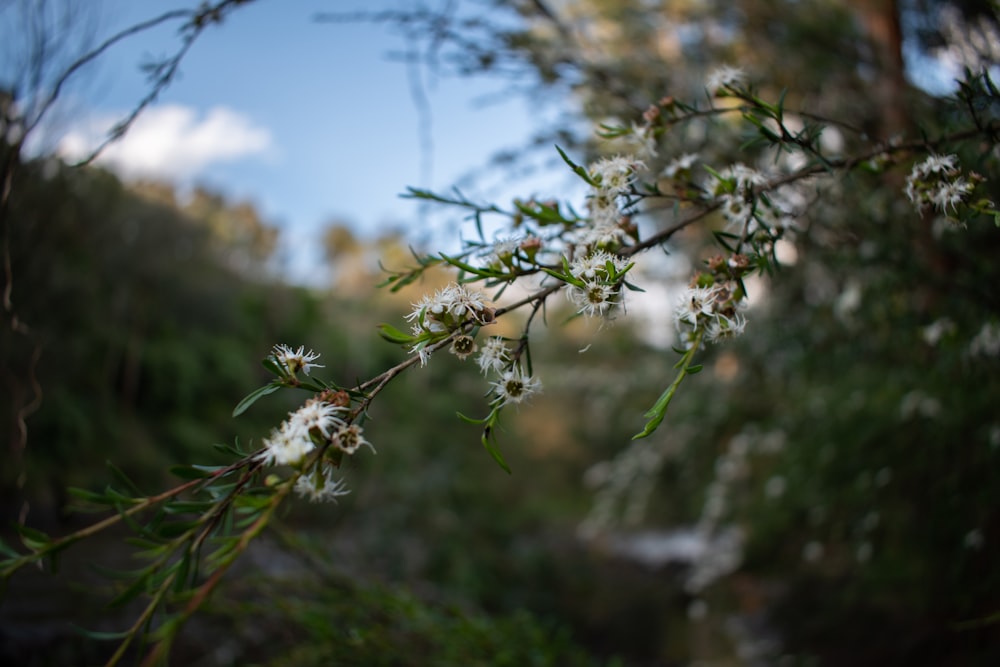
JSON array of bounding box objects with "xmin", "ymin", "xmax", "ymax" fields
[{"xmin": 58, "ymin": 104, "xmax": 273, "ymax": 180}]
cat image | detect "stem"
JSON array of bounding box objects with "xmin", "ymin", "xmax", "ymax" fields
[
  {"xmin": 138, "ymin": 474, "xmax": 295, "ymax": 667},
  {"xmin": 1, "ymin": 456, "xmax": 257, "ymax": 579},
  {"xmin": 632, "ymin": 329, "xmax": 705, "ymax": 440}
]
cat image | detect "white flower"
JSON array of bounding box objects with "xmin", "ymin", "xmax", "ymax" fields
[
  {"xmin": 589, "ymin": 155, "xmax": 644, "ymax": 196},
  {"xmin": 574, "ymin": 219, "xmax": 629, "ymax": 253},
  {"xmin": 705, "ymin": 313, "xmax": 747, "ymax": 343},
  {"xmin": 673, "ymin": 286, "xmax": 721, "ymax": 328},
  {"xmin": 491, "ymin": 368, "xmax": 542, "ymax": 406},
  {"xmin": 719, "ymin": 193, "xmax": 756, "ymax": 231},
  {"xmin": 449, "ymin": 334, "xmax": 478, "ymax": 360},
  {"xmin": 569, "ymin": 250, "xmax": 631, "ymax": 282},
  {"xmin": 568, "ymin": 281, "xmax": 620, "ymax": 317},
  {"xmin": 628, "ymin": 121, "xmax": 659, "ymax": 158},
  {"xmin": 921, "ymin": 317, "xmax": 956, "ymax": 346},
  {"xmin": 905, "ymin": 153, "xmax": 976, "ymax": 217},
  {"xmin": 674, "ymin": 285, "xmax": 747, "ymax": 345},
  {"xmin": 259, "ymin": 421, "xmax": 314, "ymax": 467},
  {"xmin": 663, "ymin": 153, "xmax": 699, "ymax": 179},
  {"xmin": 406, "ymin": 283, "xmax": 493, "ymax": 335},
  {"xmin": 969, "ymin": 321, "xmax": 1000, "ymax": 357},
  {"xmin": 913, "ymin": 153, "xmax": 959, "ymax": 178},
  {"xmin": 294, "ymin": 464, "xmax": 350, "ymax": 503},
  {"xmin": 287, "ymin": 400, "xmax": 346, "ymax": 439},
  {"xmin": 476, "ymin": 336, "xmax": 510, "ymax": 375},
  {"xmin": 271, "ymin": 344, "xmax": 323, "ymax": 376},
  {"xmin": 706, "ymin": 65, "xmax": 746, "ymax": 95},
  {"xmin": 410, "ymin": 342, "xmax": 433, "ymax": 367},
  {"xmin": 332, "ymin": 423, "xmax": 374, "ymax": 455},
  {"xmin": 717, "ymin": 163, "xmax": 768, "ymax": 194},
  {"xmin": 930, "ymin": 178, "xmax": 973, "ymax": 213},
  {"xmin": 480, "ymin": 236, "xmax": 522, "ymax": 270}
]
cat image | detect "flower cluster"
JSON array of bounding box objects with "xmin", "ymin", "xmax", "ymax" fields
[
  {"xmin": 704, "ymin": 162, "xmax": 800, "ymax": 242},
  {"xmin": 588, "ymin": 155, "xmax": 645, "ymax": 197},
  {"xmin": 405, "ymin": 283, "xmax": 494, "ymax": 365},
  {"xmin": 259, "ymin": 398, "xmax": 346, "ymax": 466},
  {"xmin": 673, "ymin": 283, "xmax": 747, "ymax": 348},
  {"xmin": 707, "ymin": 163, "xmax": 767, "ymax": 229},
  {"xmin": 259, "ymin": 398, "xmax": 374, "ymax": 468},
  {"xmin": 904, "ymin": 153, "xmax": 976, "ymax": 219},
  {"xmin": 406, "ymin": 283, "xmax": 494, "ymax": 334},
  {"xmin": 255, "ymin": 348, "xmax": 376, "ymax": 502},
  {"xmin": 478, "ymin": 235, "xmax": 545, "ymax": 273},
  {"xmin": 582, "ymin": 155, "xmax": 646, "ymax": 240},
  {"xmin": 475, "ymin": 336, "xmax": 541, "ymax": 407},
  {"xmin": 566, "ymin": 250, "xmax": 633, "ymax": 318}
]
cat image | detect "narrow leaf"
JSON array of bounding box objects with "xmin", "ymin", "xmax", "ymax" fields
[
  {"xmin": 377, "ymin": 323, "xmax": 415, "ymax": 345},
  {"xmin": 232, "ymin": 382, "xmax": 281, "ymax": 417},
  {"xmin": 555, "ymin": 145, "xmax": 598, "ymax": 186}
]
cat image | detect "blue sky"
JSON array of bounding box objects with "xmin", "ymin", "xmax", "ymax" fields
[
  {"xmin": 5, "ymin": 0, "xmax": 574, "ymax": 282},
  {"xmin": 5, "ymin": 1, "xmax": 969, "ymax": 285}
]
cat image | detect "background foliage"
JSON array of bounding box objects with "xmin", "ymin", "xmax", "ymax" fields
[{"xmin": 3, "ymin": 0, "xmax": 1000, "ymax": 665}]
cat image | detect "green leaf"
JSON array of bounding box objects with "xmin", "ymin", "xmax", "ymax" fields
[
  {"xmin": 232, "ymin": 382, "xmax": 281, "ymax": 417},
  {"xmin": 169, "ymin": 465, "xmax": 215, "ymax": 481},
  {"xmin": 555, "ymin": 145, "xmax": 598, "ymax": 186},
  {"xmin": 261, "ymin": 357, "xmax": 284, "ymax": 377},
  {"xmin": 481, "ymin": 433, "xmax": 512, "ymax": 474},
  {"xmin": 157, "ymin": 520, "xmax": 198, "ymax": 539},
  {"xmin": 161, "ymin": 500, "xmax": 214, "ymax": 515},
  {"xmin": 66, "ymin": 487, "xmax": 114, "ymax": 507},
  {"xmin": 75, "ymin": 627, "xmax": 134, "ymax": 641},
  {"xmin": 540, "ymin": 266, "xmax": 583, "ymax": 287},
  {"xmin": 107, "ymin": 461, "xmax": 143, "ymax": 496},
  {"xmin": 211, "ymin": 441, "xmax": 245, "ymax": 457},
  {"xmin": 15, "ymin": 525, "xmax": 50, "ymax": 552},
  {"xmin": 377, "ymin": 323, "xmax": 415, "ymax": 345},
  {"xmin": 622, "ymin": 280, "xmax": 646, "ymax": 292},
  {"xmin": 0, "ymin": 537, "xmax": 20, "ymax": 559},
  {"xmin": 456, "ymin": 411, "xmax": 488, "ymax": 425},
  {"xmin": 107, "ymin": 574, "xmax": 153, "ymax": 610},
  {"xmin": 633, "ymin": 334, "xmax": 704, "ymax": 440},
  {"xmin": 438, "ymin": 252, "xmax": 497, "ymax": 278}
]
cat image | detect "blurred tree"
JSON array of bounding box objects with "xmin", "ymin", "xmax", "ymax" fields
[{"xmin": 330, "ymin": 0, "xmax": 1000, "ymax": 663}]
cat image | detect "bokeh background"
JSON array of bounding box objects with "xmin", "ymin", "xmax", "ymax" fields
[{"xmin": 2, "ymin": 1, "xmax": 1000, "ymax": 665}]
